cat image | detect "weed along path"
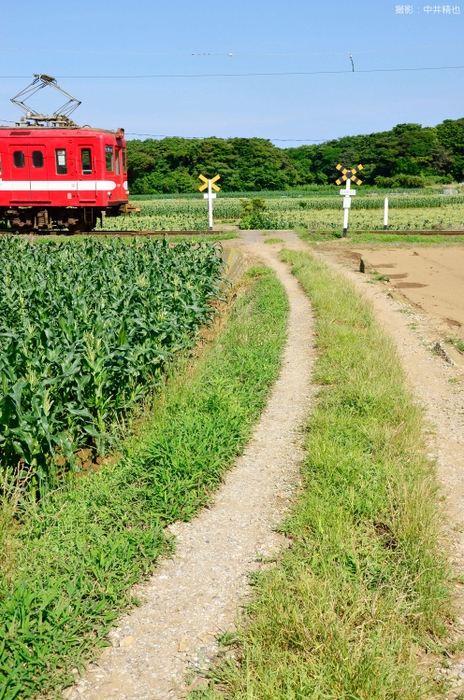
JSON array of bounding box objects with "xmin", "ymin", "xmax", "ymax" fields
[
  {"xmin": 313, "ymin": 244, "xmax": 464, "ymax": 696},
  {"xmin": 67, "ymin": 235, "xmax": 315, "ymax": 699}
]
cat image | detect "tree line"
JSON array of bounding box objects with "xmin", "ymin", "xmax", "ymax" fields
[{"xmin": 127, "ymin": 118, "xmax": 464, "ymax": 193}]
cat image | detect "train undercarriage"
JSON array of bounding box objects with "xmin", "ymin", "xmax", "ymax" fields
[{"xmin": 0, "ymin": 204, "xmax": 136, "ymax": 234}]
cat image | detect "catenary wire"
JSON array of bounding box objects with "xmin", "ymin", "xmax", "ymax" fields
[
  {"xmin": 0, "ymin": 41, "xmax": 463, "ymax": 57},
  {"xmin": 1, "ymin": 64, "xmax": 464, "ymax": 78}
]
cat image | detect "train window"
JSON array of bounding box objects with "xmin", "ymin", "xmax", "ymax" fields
[
  {"xmin": 55, "ymin": 149, "xmax": 67, "ymax": 175},
  {"xmin": 115, "ymin": 150, "xmax": 121, "ymax": 175},
  {"xmin": 81, "ymin": 148, "xmax": 92, "ymax": 174},
  {"xmin": 122, "ymin": 147, "xmax": 127, "ymax": 172},
  {"xmin": 13, "ymin": 151, "xmax": 25, "ymax": 168},
  {"xmin": 32, "ymin": 151, "xmax": 44, "ymax": 168},
  {"xmin": 0, "ymin": 154, "xmax": 2, "ymax": 175},
  {"xmin": 105, "ymin": 145, "xmax": 114, "ymax": 172}
]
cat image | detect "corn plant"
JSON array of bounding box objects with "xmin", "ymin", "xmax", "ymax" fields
[{"xmin": 0, "ymin": 237, "xmax": 223, "ymax": 495}]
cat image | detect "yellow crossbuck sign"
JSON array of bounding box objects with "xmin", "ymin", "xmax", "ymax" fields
[
  {"xmin": 199, "ymin": 174, "xmax": 221, "ymax": 192},
  {"xmin": 335, "ymin": 163, "xmax": 363, "ymax": 186}
]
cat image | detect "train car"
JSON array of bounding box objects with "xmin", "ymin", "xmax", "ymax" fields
[{"xmin": 0, "ymin": 75, "xmax": 137, "ymax": 233}]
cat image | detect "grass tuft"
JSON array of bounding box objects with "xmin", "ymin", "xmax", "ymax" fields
[
  {"xmin": 203, "ymin": 250, "xmax": 451, "ymax": 700},
  {"xmin": 295, "ymin": 228, "xmax": 464, "ymax": 245},
  {"xmin": 445, "ymin": 337, "xmax": 464, "ymax": 353},
  {"xmin": 264, "ymin": 238, "xmax": 285, "ymax": 245}
]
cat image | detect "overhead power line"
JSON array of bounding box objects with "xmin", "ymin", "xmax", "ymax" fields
[
  {"xmin": 0, "ymin": 41, "xmax": 463, "ymax": 57},
  {"xmin": 1, "ymin": 65, "xmax": 464, "ymax": 78}
]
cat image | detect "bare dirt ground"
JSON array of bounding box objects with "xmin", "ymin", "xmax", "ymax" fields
[
  {"xmin": 65, "ymin": 234, "xmax": 315, "ymax": 699},
  {"xmin": 346, "ymin": 246, "xmax": 464, "ymax": 341}
]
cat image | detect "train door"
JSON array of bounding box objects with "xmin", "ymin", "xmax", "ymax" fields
[
  {"xmin": 114, "ymin": 145, "xmax": 125, "ymax": 200},
  {"xmin": 7, "ymin": 145, "xmax": 49, "ymax": 202},
  {"xmin": 8, "ymin": 146, "xmax": 30, "ymax": 201},
  {"xmin": 77, "ymin": 145, "xmax": 97, "ymax": 202},
  {"xmin": 29, "ymin": 145, "xmax": 49, "ymax": 202}
]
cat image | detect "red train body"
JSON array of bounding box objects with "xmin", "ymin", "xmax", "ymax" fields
[{"xmin": 0, "ymin": 126, "xmax": 131, "ymax": 233}]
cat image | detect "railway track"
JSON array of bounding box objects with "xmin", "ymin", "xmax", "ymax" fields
[
  {"xmin": 0, "ymin": 230, "xmax": 220, "ymax": 237},
  {"xmin": 2, "ymin": 229, "xmax": 464, "ymax": 237}
]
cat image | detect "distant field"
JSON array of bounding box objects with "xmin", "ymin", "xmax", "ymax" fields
[{"xmin": 99, "ymin": 194, "xmax": 464, "ymax": 232}]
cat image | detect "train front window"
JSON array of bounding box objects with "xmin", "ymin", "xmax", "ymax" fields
[
  {"xmin": 32, "ymin": 151, "xmax": 44, "ymax": 168},
  {"xmin": 81, "ymin": 148, "xmax": 92, "ymax": 174},
  {"xmin": 105, "ymin": 145, "xmax": 114, "ymax": 172},
  {"xmin": 115, "ymin": 150, "xmax": 121, "ymax": 175},
  {"xmin": 55, "ymin": 149, "xmax": 67, "ymax": 175},
  {"xmin": 13, "ymin": 151, "xmax": 25, "ymax": 168},
  {"xmin": 122, "ymin": 147, "xmax": 127, "ymax": 173}
]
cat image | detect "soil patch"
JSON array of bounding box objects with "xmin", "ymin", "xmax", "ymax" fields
[{"xmin": 347, "ymin": 247, "xmax": 464, "ymax": 339}]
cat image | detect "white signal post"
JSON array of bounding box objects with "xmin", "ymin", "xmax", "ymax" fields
[
  {"xmin": 199, "ymin": 174, "xmax": 220, "ymax": 231},
  {"xmin": 384, "ymin": 196, "xmax": 389, "ymax": 230},
  {"xmin": 335, "ymin": 164, "xmax": 363, "ymax": 238}
]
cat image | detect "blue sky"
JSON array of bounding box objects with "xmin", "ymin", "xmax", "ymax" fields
[{"xmin": 1, "ymin": 0, "xmax": 463, "ymax": 145}]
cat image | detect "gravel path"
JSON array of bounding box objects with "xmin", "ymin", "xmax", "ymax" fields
[{"xmin": 66, "ymin": 233, "xmax": 315, "ymax": 699}]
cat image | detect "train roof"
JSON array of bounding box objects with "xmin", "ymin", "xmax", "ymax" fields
[{"xmin": 0, "ymin": 126, "xmax": 125, "ymax": 138}]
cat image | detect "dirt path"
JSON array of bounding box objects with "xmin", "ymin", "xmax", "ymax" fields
[{"xmin": 66, "ymin": 233, "xmax": 315, "ymax": 699}]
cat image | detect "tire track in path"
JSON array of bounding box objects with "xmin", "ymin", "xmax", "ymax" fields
[{"xmin": 66, "ymin": 232, "xmax": 315, "ymax": 700}]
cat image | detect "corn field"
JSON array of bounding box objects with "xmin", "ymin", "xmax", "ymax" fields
[
  {"xmin": 0, "ymin": 237, "xmax": 223, "ymax": 494},
  {"xmin": 99, "ymin": 195, "xmax": 464, "ymax": 231},
  {"xmin": 268, "ymin": 205, "xmax": 464, "ymax": 231}
]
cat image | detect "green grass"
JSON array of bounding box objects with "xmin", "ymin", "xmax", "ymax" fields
[
  {"xmin": 201, "ymin": 251, "xmax": 451, "ymax": 700},
  {"xmin": 347, "ymin": 233, "xmax": 464, "ymax": 244},
  {"xmin": 445, "ymin": 337, "xmax": 464, "ymax": 353},
  {"xmin": 264, "ymin": 238, "xmax": 285, "ymax": 244},
  {"xmin": 296, "ymin": 228, "xmax": 464, "ymax": 245},
  {"xmin": 0, "ymin": 267, "xmax": 288, "ymax": 700}
]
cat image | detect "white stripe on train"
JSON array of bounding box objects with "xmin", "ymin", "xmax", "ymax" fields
[{"xmin": 0, "ymin": 180, "xmax": 128, "ymax": 191}]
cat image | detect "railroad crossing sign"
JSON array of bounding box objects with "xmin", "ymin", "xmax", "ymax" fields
[
  {"xmin": 199, "ymin": 173, "xmax": 220, "ymax": 192},
  {"xmin": 199, "ymin": 174, "xmax": 221, "ymax": 230},
  {"xmin": 335, "ymin": 163, "xmax": 363, "ymax": 186},
  {"xmin": 335, "ymin": 163, "xmax": 364, "ymax": 237}
]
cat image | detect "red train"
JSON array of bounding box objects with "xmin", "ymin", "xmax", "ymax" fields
[{"xmin": 0, "ymin": 75, "xmax": 135, "ymax": 233}]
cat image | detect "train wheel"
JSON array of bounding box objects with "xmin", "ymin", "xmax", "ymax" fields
[
  {"xmin": 66, "ymin": 225, "xmax": 82, "ymax": 235},
  {"xmin": 12, "ymin": 217, "xmax": 34, "ymax": 235},
  {"xmin": 66, "ymin": 217, "xmax": 85, "ymax": 235},
  {"xmin": 67, "ymin": 223, "xmax": 95, "ymax": 235}
]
